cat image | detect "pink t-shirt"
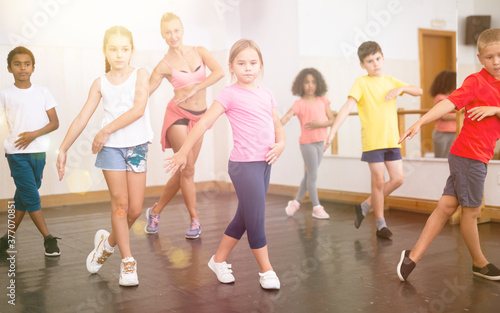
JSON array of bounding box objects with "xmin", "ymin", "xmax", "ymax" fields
[
  {"xmin": 433, "ymin": 94, "xmax": 456, "ymax": 132},
  {"xmin": 215, "ymin": 84, "xmax": 277, "ymax": 162},
  {"xmin": 291, "ymin": 96, "xmax": 330, "ymax": 144}
]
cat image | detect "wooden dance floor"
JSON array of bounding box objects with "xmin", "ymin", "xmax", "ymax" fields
[{"xmin": 1, "ymin": 192, "xmax": 499, "ymax": 312}]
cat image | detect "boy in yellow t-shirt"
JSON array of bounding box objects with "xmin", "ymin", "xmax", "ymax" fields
[{"xmin": 324, "ymin": 41, "xmax": 422, "ymax": 239}]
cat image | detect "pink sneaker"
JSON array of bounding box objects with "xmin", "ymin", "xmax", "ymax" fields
[
  {"xmin": 285, "ymin": 200, "xmax": 300, "ymax": 217},
  {"xmin": 312, "ymin": 205, "xmax": 330, "ymax": 219}
]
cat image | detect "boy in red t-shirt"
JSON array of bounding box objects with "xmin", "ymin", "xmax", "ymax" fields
[{"xmin": 397, "ymin": 28, "xmax": 500, "ymax": 281}]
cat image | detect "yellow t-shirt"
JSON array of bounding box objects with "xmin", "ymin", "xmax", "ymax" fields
[{"xmin": 349, "ymin": 75, "xmax": 409, "ymax": 152}]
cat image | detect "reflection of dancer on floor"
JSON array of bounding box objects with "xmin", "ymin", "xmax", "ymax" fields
[
  {"xmin": 397, "ymin": 28, "xmax": 500, "ymax": 282},
  {"xmin": 281, "ymin": 68, "xmax": 333, "ymax": 219},
  {"xmin": 57, "ymin": 26, "xmax": 154, "ymax": 286},
  {"xmin": 0, "ymin": 46, "xmax": 60, "ymax": 256},
  {"xmin": 324, "ymin": 41, "xmax": 422, "ymax": 239},
  {"xmin": 145, "ymin": 12, "xmax": 224, "ymax": 239},
  {"xmin": 165, "ymin": 39, "xmax": 285, "ymax": 289}
]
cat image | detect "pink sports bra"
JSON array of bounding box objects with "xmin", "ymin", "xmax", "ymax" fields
[{"xmin": 163, "ymin": 47, "xmax": 206, "ymax": 90}]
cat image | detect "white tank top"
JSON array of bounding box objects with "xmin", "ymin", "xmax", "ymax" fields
[{"xmin": 100, "ymin": 68, "xmax": 154, "ymax": 147}]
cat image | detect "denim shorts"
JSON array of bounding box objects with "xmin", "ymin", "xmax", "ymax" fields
[
  {"xmin": 95, "ymin": 143, "xmax": 148, "ymax": 172},
  {"xmin": 443, "ymin": 153, "xmax": 487, "ymax": 207},
  {"xmin": 361, "ymin": 148, "xmax": 402, "ymax": 163}
]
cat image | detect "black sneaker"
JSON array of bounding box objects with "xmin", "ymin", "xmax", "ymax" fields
[
  {"xmin": 397, "ymin": 250, "xmax": 416, "ymax": 281},
  {"xmin": 44, "ymin": 236, "xmax": 61, "ymax": 257},
  {"xmin": 376, "ymin": 227, "xmax": 393, "ymax": 239},
  {"xmin": 0, "ymin": 236, "xmax": 8, "ymax": 253},
  {"xmin": 472, "ymin": 263, "xmax": 500, "ymax": 280},
  {"xmin": 354, "ymin": 204, "xmax": 364, "ymax": 228}
]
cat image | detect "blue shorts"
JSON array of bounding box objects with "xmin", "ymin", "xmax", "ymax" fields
[
  {"xmin": 5, "ymin": 153, "xmax": 46, "ymax": 212},
  {"xmin": 95, "ymin": 143, "xmax": 148, "ymax": 172},
  {"xmin": 443, "ymin": 153, "xmax": 487, "ymax": 207},
  {"xmin": 361, "ymin": 148, "xmax": 402, "ymax": 163}
]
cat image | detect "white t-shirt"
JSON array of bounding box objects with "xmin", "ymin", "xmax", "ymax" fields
[
  {"xmin": 0, "ymin": 84, "xmax": 57, "ymax": 154},
  {"xmin": 100, "ymin": 68, "xmax": 154, "ymax": 147}
]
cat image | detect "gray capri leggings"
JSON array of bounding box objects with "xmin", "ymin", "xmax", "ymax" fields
[
  {"xmin": 296, "ymin": 141, "xmax": 324, "ymax": 206},
  {"xmin": 225, "ymin": 160, "xmax": 271, "ymax": 249}
]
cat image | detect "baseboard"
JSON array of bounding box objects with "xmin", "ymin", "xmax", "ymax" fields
[{"xmin": 1, "ymin": 182, "xmax": 499, "ymax": 222}]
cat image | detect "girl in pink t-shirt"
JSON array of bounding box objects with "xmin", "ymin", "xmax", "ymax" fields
[
  {"xmin": 165, "ymin": 39, "xmax": 285, "ymax": 289},
  {"xmin": 430, "ymin": 70, "xmax": 457, "ymax": 158},
  {"xmin": 281, "ymin": 68, "xmax": 334, "ymax": 219}
]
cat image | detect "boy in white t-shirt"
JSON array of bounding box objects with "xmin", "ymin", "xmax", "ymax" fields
[{"xmin": 0, "ymin": 46, "xmax": 61, "ymax": 256}]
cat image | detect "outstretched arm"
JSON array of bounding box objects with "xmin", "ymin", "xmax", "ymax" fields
[
  {"xmin": 91, "ymin": 68, "xmax": 150, "ymax": 153},
  {"xmin": 399, "ymin": 99, "xmax": 456, "ymax": 143},
  {"xmin": 15, "ymin": 107, "xmax": 59, "ymax": 150},
  {"xmin": 385, "ymin": 85, "xmax": 423, "ymax": 101},
  {"xmin": 57, "ymin": 78, "xmax": 102, "ymax": 180},
  {"xmin": 280, "ymin": 109, "xmax": 295, "ymax": 126},
  {"xmin": 267, "ymin": 108, "xmax": 286, "ymax": 164},
  {"xmin": 164, "ymin": 101, "xmax": 226, "ymax": 174},
  {"xmin": 324, "ymin": 96, "xmax": 357, "ymax": 151}
]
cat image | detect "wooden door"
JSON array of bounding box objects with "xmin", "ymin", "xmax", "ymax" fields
[{"xmin": 418, "ymin": 29, "xmax": 456, "ymax": 157}]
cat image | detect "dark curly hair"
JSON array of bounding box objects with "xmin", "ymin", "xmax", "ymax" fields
[
  {"xmin": 291, "ymin": 68, "xmax": 328, "ymax": 97},
  {"xmin": 429, "ymin": 70, "xmax": 456, "ymax": 97}
]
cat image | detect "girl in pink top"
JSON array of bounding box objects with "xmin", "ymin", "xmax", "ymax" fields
[
  {"xmin": 146, "ymin": 13, "xmax": 224, "ymax": 239},
  {"xmin": 165, "ymin": 39, "xmax": 285, "ymax": 289},
  {"xmin": 430, "ymin": 70, "xmax": 457, "ymax": 158},
  {"xmin": 281, "ymin": 68, "xmax": 334, "ymax": 219}
]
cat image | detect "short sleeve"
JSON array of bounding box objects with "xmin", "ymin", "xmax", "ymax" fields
[
  {"xmin": 291, "ymin": 99, "xmax": 301, "ymax": 115},
  {"xmin": 447, "ymin": 75, "xmax": 477, "ymax": 110},
  {"xmin": 215, "ymin": 86, "xmax": 233, "ymax": 110},
  {"xmin": 349, "ymin": 77, "xmax": 363, "ymax": 102},
  {"xmin": 266, "ymin": 88, "xmax": 277, "ymax": 108},
  {"xmin": 389, "ymin": 76, "xmax": 409, "ymax": 88},
  {"xmin": 42, "ymin": 87, "xmax": 57, "ymax": 111},
  {"xmin": 319, "ymin": 96, "xmax": 331, "ymax": 108}
]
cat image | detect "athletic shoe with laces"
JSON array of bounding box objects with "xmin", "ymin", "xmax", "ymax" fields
[
  {"xmin": 0, "ymin": 236, "xmax": 9, "ymax": 253},
  {"xmin": 86, "ymin": 230, "xmax": 113, "ymax": 274},
  {"xmin": 354, "ymin": 204, "xmax": 364, "ymax": 228},
  {"xmin": 376, "ymin": 227, "xmax": 393, "ymax": 239},
  {"xmin": 312, "ymin": 205, "xmax": 330, "ymax": 219},
  {"xmin": 259, "ymin": 270, "xmax": 280, "ymax": 289},
  {"xmin": 285, "ymin": 200, "xmax": 300, "ymax": 217},
  {"xmin": 145, "ymin": 204, "xmax": 160, "ymax": 234},
  {"xmin": 119, "ymin": 258, "xmax": 139, "ymax": 286},
  {"xmin": 185, "ymin": 219, "xmax": 202, "ymax": 239},
  {"xmin": 397, "ymin": 250, "xmax": 416, "ymax": 281},
  {"xmin": 44, "ymin": 235, "xmax": 61, "ymax": 256},
  {"xmin": 472, "ymin": 263, "xmax": 500, "ymax": 280},
  {"xmin": 208, "ymin": 255, "xmax": 235, "ymax": 283}
]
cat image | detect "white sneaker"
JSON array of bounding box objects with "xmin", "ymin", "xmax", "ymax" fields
[
  {"xmin": 86, "ymin": 230, "xmax": 113, "ymax": 274},
  {"xmin": 285, "ymin": 200, "xmax": 300, "ymax": 217},
  {"xmin": 208, "ymin": 255, "xmax": 235, "ymax": 283},
  {"xmin": 119, "ymin": 257, "xmax": 139, "ymax": 286},
  {"xmin": 312, "ymin": 205, "xmax": 330, "ymax": 220},
  {"xmin": 259, "ymin": 270, "xmax": 280, "ymax": 289}
]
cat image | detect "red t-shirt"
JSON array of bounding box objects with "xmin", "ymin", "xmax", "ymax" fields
[{"xmin": 448, "ymin": 69, "xmax": 500, "ymax": 164}]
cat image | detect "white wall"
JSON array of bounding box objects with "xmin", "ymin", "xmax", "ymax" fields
[{"xmin": 2, "ymin": 0, "xmax": 499, "ymax": 207}]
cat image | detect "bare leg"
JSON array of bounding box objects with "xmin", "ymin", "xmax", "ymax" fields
[
  {"xmin": 103, "ymin": 170, "xmax": 145, "ymax": 259},
  {"xmin": 28, "ymin": 210, "xmax": 50, "ymax": 237},
  {"xmin": 367, "ymin": 162, "xmax": 386, "ymax": 219},
  {"xmin": 156, "ymin": 125, "xmax": 203, "ymax": 221},
  {"xmin": 409, "ymin": 195, "xmax": 458, "ymax": 263},
  {"xmin": 252, "ymin": 245, "xmax": 273, "ymax": 273},
  {"xmin": 213, "ymin": 234, "xmax": 239, "ymax": 263},
  {"xmin": 365, "ymin": 159, "xmax": 404, "ymax": 218},
  {"xmin": 461, "ymin": 206, "xmax": 488, "ymax": 268},
  {"xmin": 3, "ymin": 209, "xmax": 26, "ymax": 236}
]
